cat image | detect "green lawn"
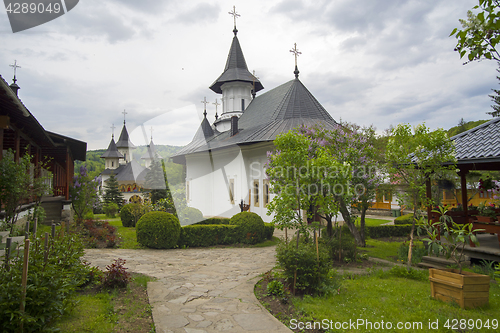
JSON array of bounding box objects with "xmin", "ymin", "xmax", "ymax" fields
[
  {"xmin": 293, "ymin": 268, "xmax": 500, "ymax": 333},
  {"xmin": 95, "ymin": 214, "xmax": 143, "ymax": 249},
  {"xmin": 360, "ymin": 238, "xmax": 424, "ymax": 262},
  {"xmin": 356, "ymin": 217, "xmax": 391, "ymax": 226}
]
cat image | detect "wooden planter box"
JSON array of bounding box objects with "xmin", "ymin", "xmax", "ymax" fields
[
  {"xmin": 429, "ymin": 268, "xmax": 490, "ymax": 309},
  {"xmin": 476, "ymin": 216, "xmax": 496, "ymax": 223}
]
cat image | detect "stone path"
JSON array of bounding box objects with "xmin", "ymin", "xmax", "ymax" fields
[{"xmin": 83, "ymin": 246, "xmax": 292, "ymax": 333}]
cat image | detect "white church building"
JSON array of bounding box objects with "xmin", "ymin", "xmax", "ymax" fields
[{"xmin": 172, "ymin": 20, "xmax": 338, "ymax": 223}]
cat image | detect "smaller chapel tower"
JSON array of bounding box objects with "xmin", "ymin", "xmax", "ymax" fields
[
  {"xmin": 116, "ymin": 113, "xmax": 136, "ymax": 164},
  {"xmin": 209, "ymin": 8, "xmax": 263, "ymax": 132},
  {"xmin": 100, "ymin": 134, "xmax": 123, "ymax": 170}
]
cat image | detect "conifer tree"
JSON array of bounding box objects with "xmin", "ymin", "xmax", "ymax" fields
[
  {"xmin": 488, "ymin": 63, "xmax": 500, "ymax": 117},
  {"xmin": 144, "ymin": 158, "xmax": 169, "ymax": 204},
  {"xmin": 103, "ymin": 173, "xmax": 124, "ymax": 208}
]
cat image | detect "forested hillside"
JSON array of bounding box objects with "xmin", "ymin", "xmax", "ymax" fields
[{"xmin": 75, "ymin": 145, "xmax": 183, "ymax": 178}]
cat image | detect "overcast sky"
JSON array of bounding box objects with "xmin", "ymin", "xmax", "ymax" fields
[{"xmin": 0, "ymin": 0, "xmax": 497, "ymax": 150}]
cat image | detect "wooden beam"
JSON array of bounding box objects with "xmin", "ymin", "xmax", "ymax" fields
[
  {"xmin": 0, "ymin": 128, "xmax": 3, "ymax": 161},
  {"xmin": 14, "ymin": 130, "xmax": 20, "ymax": 162},
  {"xmin": 65, "ymin": 148, "xmax": 71, "ymax": 200},
  {"xmin": 426, "ymin": 177, "xmax": 432, "ymax": 222},
  {"xmin": 460, "ymin": 169, "xmax": 469, "ymax": 218}
]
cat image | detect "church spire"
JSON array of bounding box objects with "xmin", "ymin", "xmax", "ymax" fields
[
  {"xmin": 9, "ymin": 60, "xmax": 21, "ymax": 96},
  {"xmin": 290, "ymin": 43, "xmax": 301, "ymax": 79},
  {"xmin": 229, "ymin": 5, "xmax": 240, "ymax": 36}
]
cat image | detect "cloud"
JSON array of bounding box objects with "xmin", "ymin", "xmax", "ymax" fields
[{"xmin": 171, "ymin": 2, "xmax": 221, "ymax": 24}]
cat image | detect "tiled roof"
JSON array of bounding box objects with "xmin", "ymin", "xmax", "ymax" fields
[
  {"xmin": 173, "ymin": 77, "xmax": 337, "ymax": 159},
  {"xmin": 100, "ymin": 137, "xmax": 124, "ymax": 159},
  {"xmin": 209, "ymin": 34, "xmax": 263, "ymax": 94},
  {"xmin": 451, "ymin": 117, "xmax": 500, "ymax": 163},
  {"xmin": 116, "ymin": 123, "xmax": 136, "ymax": 149}
]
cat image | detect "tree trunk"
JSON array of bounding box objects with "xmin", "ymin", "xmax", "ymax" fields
[
  {"xmin": 338, "ymin": 198, "xmax": 364, "ymax": 247},
  {"xmin": 358, "ymin": 207, "xmax": 367, "ymax": 247}
]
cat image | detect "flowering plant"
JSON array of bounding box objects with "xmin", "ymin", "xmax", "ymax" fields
[{"xmin": 70, "ymin": 165, "xmax": 101, "ymax": 222}]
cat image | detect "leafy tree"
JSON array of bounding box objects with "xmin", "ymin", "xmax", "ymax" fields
[
  {"xmin": 70, "ymin": 165, "xmax": 101, "ymax": 221},
  {"xmin": 488, "ymin": 63, "xmax": 500, "ymax": 117},
  {"xmin": 451, "ymin": 0, "xmax": 500, "ymax": 63},
  {"xmin": 266, "ymin": 126, "xmax": 352, "ymax": 238},
  {"xmin": 385, "ymin": 123, "xmax": 456, "ymax": 270},
  {"xmin": 294, "ymin": 123, "xmax": 382, "ymax": 246},
  {"xmin": 0, "ymin": 149, "xmax": 52, "ymax": 232},
  {"xmin": 103, "ymin": 173, "xmax": 124, "ymax": 208}
]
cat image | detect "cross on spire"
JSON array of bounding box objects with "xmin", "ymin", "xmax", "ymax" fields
[
  {"xmin": 111, "ymin": 124, "xmax": 116, "ymax": 139},
  {"xmin": 229, "ymin": 5, "xmax": 240, "ymax": 35},
  {"xmin": 122, "ymin": 109, "xmax": 127, "ymax": 124},
  {"xmin": 290, "ymin": 43, "xmax": 301, "ymax": 78},
  {"xmin": 9, "ymin": 60, "xmax": 21, "ymax": 83},
  {"xmin": 213, "ymin": 99, "xmax": 220, "ymax": 120},
  {"xmin": 201, "ymin": 97, "xmax": 209, "ymax": 117}
]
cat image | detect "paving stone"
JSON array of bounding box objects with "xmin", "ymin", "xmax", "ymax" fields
[
  {"xmin": 214, "ymin": 318, "xmax": 234, "ymax": 331},
  {"xmin": 188, "ymin": 314, "xmax": 205, "ymax": 321},
  {"xmin": 196, "ymin": 320, "xmax": 212, "ymax": 328},
  {"xmin": 233, "ymin": 313, "xmax": 278, "ymax": 331},
  {"xmin": 184, "ymin": 328, "xmax": 207, "ymax": 333}
]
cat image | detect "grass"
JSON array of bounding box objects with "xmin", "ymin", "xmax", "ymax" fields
[
  {"xmin": 356, "ymin": 217, "xmax": 391, "ymax": 226},
  {"xmin": 53, "ymin": 273, "xmax": 155, "ymax": 333},
  {"xmin": 95, "ymin": 214, "xmax": 144, "ymax": 249},
  {"xmin": 292, "ymin": 268, "xmax": 500, "ymax": 333}
]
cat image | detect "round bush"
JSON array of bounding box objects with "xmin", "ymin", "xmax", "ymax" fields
[
  {"xmin": 394, "ymin": 213, "xmax": 414, "ymax": 225},
  {"xmin": 178, "ymin": 207, "xmax": 204, "ymax": 225},
  {"xmin": 120, "ymin": 203, "xmax": 145, "ymax": 227},
  {"xmin": 136, "ymin": 211, "xmax": 181, "ymax": 249},
  {"xmin": 229, "ymin": 211, "xmax": 265, "ymax": 244}
]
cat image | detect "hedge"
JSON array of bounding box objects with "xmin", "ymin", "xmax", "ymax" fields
[
  {"xmin": 178, "ymin": 224, "xmax": 239, "ymax": 247},
  {"xmin": 194, "ymin": 217, "xmax": 231, "ymax": 225},
  {"xmin": 394, "ymin": 214, "xmax": 414, "ymax": 225},
  {"xmin": 230, "ymin": 212, "xmax": 265, "ymax": 244},
  {"xmin": 136, "ymin": 212, "xmax": 181, "ymax": 249},
  {"xmin": 264, "ymin": 222, "xmax": 274, "ymax": 240},
  {"xmin": 366, "ymin": 224, "xmax": 413, "ymax": 238}
]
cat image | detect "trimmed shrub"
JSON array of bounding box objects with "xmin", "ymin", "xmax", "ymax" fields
[
  {"xmin": 136, "ymin": 211, "xmax": 181, "ymax": 249},
  {"xmin": 321, "ymin": 231, "xmax": 357, "ymax": 262},
  {"xmin": 178, "ymin": 207, "xmax": 204, "ymax": 225},
  {"xmin": 264, "ymin": 222, "xmax": 275, "ymax": 240},
  {"xmin": 394, "ymin": 213, "xmax": 414, "ymax": 225},
  {"xmin": 178, "ymin": 224, "xmax": 239, "ymax": 247},
  {"xmin": 275, "ymin": 239, "xmax": 330, "ymax": 294},
  {"xmin": 366, "ymin": 225, "xmax": 413, "ymax": 238},
  {"xmin": 104, "ymin": 202, "xmax": 119, "ymax": 218},
  {"xmin": 195, "ymin": 217, "xmax": 231, "ymax": 225},
  {"xmin": 120, "ymin": 203, "xmax": 147, "ymax": 227},
  {"xmin": 229, "ymin": 211, "xmax": 265, "ymax": 244}
]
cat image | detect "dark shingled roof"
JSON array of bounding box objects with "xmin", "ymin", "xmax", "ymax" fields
[
  {"xmin": 450, "ymin": 117, "xmax": 500, "ymax": 163},
  {"xmin": 172, "ymin": 77, "xmax": 337, "ymax": 161},
  {"xmin": 116, "ymin": 123, "xmax": 135, "ymax": 149},
  {"xmin": 115, "ymin": 160, "xmax": 149, "ymax": 183},
  {"xmin": 209, "ymin": 34, "xmax": 263, "ymax": 94},
  {"xmin": 193, "ymin": 117, "xmax": 215, "ymax": 141},
  {"xmin": 100, "ymin": 138, "xmax": 124, "ymax": 159}
]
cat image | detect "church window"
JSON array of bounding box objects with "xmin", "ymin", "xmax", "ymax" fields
[
  {"xmin": 111, "ymin": 161, "xmax": 114, "ymax": 167},
  {"xmin": 241, "ymin": 99, "xmax": 245, "ymax": 111},
  {"xmin": 263, "ymin": 180, "xmax": 270, "ymax": 207},
  {"xmin": 229, "ymin": 179, "xmax": 235, "ymax": 204},
  {"xmin": 253, "ymin": 180, "xmax": 259, "ymax": 207}
]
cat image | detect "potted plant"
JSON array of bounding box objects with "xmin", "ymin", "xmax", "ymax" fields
[
  {"xmin": 476, "ymin": 202, "xmax": 497, "ymax": 223},
  {"xmin": 420, "ymin": 206, "xmax": 489, "ymax": 309}
]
